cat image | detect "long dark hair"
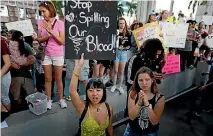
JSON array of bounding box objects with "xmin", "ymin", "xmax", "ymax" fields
[
  {"xmin": 12, "ymin": 30, "xmax": 28, "ymax": 56},
  {"xmin": 85, "ymin": 78, "xmax": 107, "ymax": 105},
  {"xmin": 130, "ymin": 67, "xmax": 159, "ymax": 99},
  {"xmin": 138, "ymin": 38, "xmax": 164, "ymax": 60}
]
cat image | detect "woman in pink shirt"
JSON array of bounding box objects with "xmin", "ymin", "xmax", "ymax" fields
[{"xmin": 36, "ymin": 1, "xmax": 66, "ymax": 110}]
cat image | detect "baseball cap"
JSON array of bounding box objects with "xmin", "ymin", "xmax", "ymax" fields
[{"xmin": 149, "ymin": 10, "xmax": 156, "ymax": 16}]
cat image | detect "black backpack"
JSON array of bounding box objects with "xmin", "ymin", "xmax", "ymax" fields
[{"xmin": 75, "ymin": 102, "xmax": 111, "ymax": 136}]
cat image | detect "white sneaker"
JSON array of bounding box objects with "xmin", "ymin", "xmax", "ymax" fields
[
  {"xmin": 118, "ymin": 87, "xmax": 124, "ymax": 94},
  {"xmin": 110, "ymin": 85, "xmax": 117, "ymax": 93},
  {"xmin": 59, "ymin": 99, "xmax": 67, "ymax": 109},
  {"xmin": 47, "ymin": 100, "xmax": 53, "ymax": 110}
]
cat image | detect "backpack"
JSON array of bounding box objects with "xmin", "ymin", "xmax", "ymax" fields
[{"xmin": 75, "ymin": 102, "xmax": 111, "ymax": 136}]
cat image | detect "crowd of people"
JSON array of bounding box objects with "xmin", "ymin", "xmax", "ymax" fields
[{"xmin": 1, "ymin": 1, "xmax": 213, "ymax": 136}]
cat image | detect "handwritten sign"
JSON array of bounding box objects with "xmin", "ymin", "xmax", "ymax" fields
[
  {"xmin": 202, "ymin": 16, "xmax": 213, "ymax": 25},
  {"xmin": 5, "ymin": 20, "xmax": 34, "ymax": 36},
  {"xmin": 162, "ymin": 55, "xmax": 180, "ymax": 74},
  {"xmin": 206, "ymin": 35, "xmax": 213, "ymax": 48},
  {"xmin": 162, "ymin": 23, "xmax": 188, "ymax": 48},
  {"xmin": 65, "ymin": 0, "xmax": 117, "ymax": 60},
  {"xmin": 132, "ymin": 22, "xmax": 161, "ymax": 48}
]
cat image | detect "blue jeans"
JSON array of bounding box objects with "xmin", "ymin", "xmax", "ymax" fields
[
  {"xmin": 123, "ymin": 124, "xmax": 159, "ymax": 136},
  {"xmin": 1, "ymin": 72, "xmax": 11, "ymax": 105}
]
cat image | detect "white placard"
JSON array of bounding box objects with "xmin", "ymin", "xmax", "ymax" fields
[
  {"xmin": 206, "ymin": 35, "xmax": 213, "ymax": 48},
  {"xmin": 202, "ymin": 16, "xmax": 213, "ymax": 25},
  {"xmin": 6, "ymin": 20, "xmax": 34, "ymax": 36},
  {"xmin": 61, "ymin": 8, "xmax": 64, "ymax": 16},
  {"xmin": 162, "ymin": 23, "xmax": 189, "ymax": 48}
]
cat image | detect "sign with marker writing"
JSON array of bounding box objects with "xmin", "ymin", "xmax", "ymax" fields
[
  {"xmin": 162, "ymin": 23, "xmax": 188, "ymax": 48},
  {"xmin": 65, "ymin": 0, "xmax": 117, "ymax": 60},
  {"xmin": 132, "ymin": 22, "xmax": 161, "ymax": 48},
  {"xmin": 206, "ymin": 35, "xmax": 213, "ymax": 48},
  {"xmin": 5, "ymin": 19, "xmax": 34, "ymax": 36},
  {"xmin": 162, "ymin": 55, "xmax": 180, "ymax": 74}
]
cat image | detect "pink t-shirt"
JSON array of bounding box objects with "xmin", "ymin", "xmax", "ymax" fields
[{"xmin": 38, "ymin": 18, "xmax": 64, "ymax": 57}]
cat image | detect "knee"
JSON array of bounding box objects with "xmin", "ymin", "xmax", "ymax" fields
[
  {"xmin": 55, "ymin": 76, "xmax": 62, "ymax": 83},
  {"xmin": 114, "ymin": 68, "xmax": 118, "ymax": 74},
  {"xmin": 45, "ymin": 76, "xmax": 52, "ymax": 83}
]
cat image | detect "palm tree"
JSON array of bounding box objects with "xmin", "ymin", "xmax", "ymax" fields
[
  {"xmin": 51, "ymin": 0, "xmax": 64, "ymax": 20},
  {"xmin": 126, "ymin": 1, "xmax": 137, "ymax": 24},
  {"xmin": 188, "ymin": 0, "xmax": 208, "ymax": 14},
  {"xmin": 117, "ymin": 2, "xmax": 124, "ymax": 18}
]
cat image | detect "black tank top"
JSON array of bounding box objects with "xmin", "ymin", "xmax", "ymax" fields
[{"xmin": 129, "ymin": 93, "xmax": 163, "ymax": 135}]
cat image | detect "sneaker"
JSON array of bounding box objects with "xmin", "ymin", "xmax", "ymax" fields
[
  {"xmin": 59, "ymin": 99, "xmax": 67, "ymax": 109},
  {"xmin": 118, "ymin": 87, "xmax": 124, "ymax": 94},
  {"xmin": 64, "ymin": 96, "xmax": 71, "ymax": 101},
  {"xmin": 47, "ymin": 100, "xmax": 53, "ymax": 110},
  {"xmin": 110, "ymin": 85, "xmax": 117, "ymax": 93}
]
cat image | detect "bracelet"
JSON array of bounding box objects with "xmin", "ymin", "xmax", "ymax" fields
[{"xmin": 73, "ymin": 71, "xmax": 79, "ymax": 78}]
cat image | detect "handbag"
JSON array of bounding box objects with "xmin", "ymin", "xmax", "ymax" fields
[{"xmin": 36, "ymin": 19, "xmax": 57, "ymax": 61}]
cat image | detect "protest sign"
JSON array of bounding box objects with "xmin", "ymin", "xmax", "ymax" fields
[
  {"xmin": 202, "ymin": 16, "xmax": 213, "ymax": 25},
  {"xmin": 5, "ymin": 20, "xmax": 34, "ymax": 36},
  {"xmin": 162, "ymin": 55, "xmax": 180, "ymax": 74},
  {"xmin": 206, "ymin": 35, "xmax": 213, "ymax": 48},
  {"xmin": 132, "ymin": 22, "xmax": 161, "ymax": 48},
  {"xmin": 65, "ymin": 1, "xmax": 117, "ymax": 60},
  {"xmin": 162, "ymin": 23, "xmax": 188, "ymax": 48}
]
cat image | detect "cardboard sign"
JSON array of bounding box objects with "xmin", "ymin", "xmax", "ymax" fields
[
  {"xmin": 206, "ymin": 35, "xmax": 213, "ymax": 48},
  {"xmin": 202, "ymin": 16, "xmax": 213, "ymax": 25},
  {"xmin": 65, "ymin": 1, "xmax": 117, "ymax": 60},
  {"xmin": 5, "ymin": 20, "xmax": 34, "ymax": 36},
  {"xmin": 162, "ymin": 55, "xmax": 180, "ymax": 74},
  {"xmin": 132, "ymin": 22, "xmax": 161, "ymax": 48},
  {"xmin": 162, "ymin": 23, "xmax": 188, "ymax": 48}
]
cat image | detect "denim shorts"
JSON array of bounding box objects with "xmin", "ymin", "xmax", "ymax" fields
[
  {"xmin": 115, "ymin": 50, "xmax": 128, "ymax": 63},
  {"xmin": 80, "ymin": 68, "xmax": 89, "ymax": 81},
  {"xmin": 123, "ymin": 124, "xmax": 159, "ymax": 136},
  {"xmin": 1, "ymin": 72, "xmax": 11, "ymax": 105}
]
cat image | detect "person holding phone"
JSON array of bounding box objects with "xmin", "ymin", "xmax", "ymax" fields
[{"xmin": 124, "ymin": 67, "xmax": 165, "ymax": 136}]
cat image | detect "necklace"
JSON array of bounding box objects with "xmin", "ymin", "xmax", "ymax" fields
[{"xmin": 90, "ymin": 103, "xmax": 102, "ymax": 113}]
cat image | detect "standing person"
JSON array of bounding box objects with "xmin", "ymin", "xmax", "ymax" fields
[
  {"xmin": 9, "ymin": 31, "xmax": 35, "ymax": 107},
  {"xmin": 70, "ymin": 54, "xmax": 113, "ymax": 136},
  {"xmin": 124, "ymin": 67, "xmax": 165, "ymax": 136},
  {"xmin": 1, "ymin": 39, "xmax": 11, "ymax": 112},
  {"xmin": 130, "ymin": 20, "xmax": 143, "ymax": 53},
  {"xmin": 36, "ymin": 1, "xmax": 67, "ymax": 109},
  {"xmin": 158, "ymin": 10, "xmax": 169, "ymax": 30},
  {"xmin": 111, "ymin": 17, "xmax": 131, "ymax": 94},
  {"xmin": 180, "ymin": 20, "xmax": 196, "ymax": 70},
  {"xmin": 147, "ymin": 10, "xmax": 157, "ymax": 24}
]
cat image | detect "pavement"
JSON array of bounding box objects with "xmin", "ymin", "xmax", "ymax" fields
[{"xmin": 2, "ymin": 87, "xmax": 213, "ymax": 136}]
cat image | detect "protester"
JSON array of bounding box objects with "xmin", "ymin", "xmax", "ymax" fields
[
  {"xmin": 70, "ymin": 54, "xmax": 113, "ymax": 136},
  {"xmin": 111, "ymin": 17, "xmax": 131, "ymax": 94},
  {"xmin": 158, "ymin": 10, "xmax": 169, "ymax": 30},
  {"xmin": 179, "ymin": 20, "xmax": 196, "ymax": 70},
  {"xmin": 130, "ymin": 20, "xmax": 143, "ymax": 53},
  {"xmin": 147, "ymin": 10, "xmax": 157, "ymax": 23},
  {"xmin": 124, "ymin": 67, "xmax": 165, "ymax": 136},
  {"xmin": 9, "ymin": 31, "xmax": 35, "ymax": 105},
  {"xmin": 36, "ymin": 1, "xmax": 66, "ymax": 109},
  {"xmin": 124, "ymin": 38, "xmax": 165, "ymax": 118},
  {"xmin": 1, "ymin": 39, "xmax": 11, "ymax": 112}
]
